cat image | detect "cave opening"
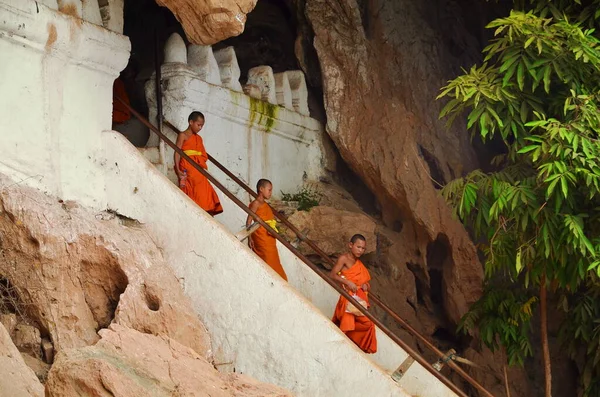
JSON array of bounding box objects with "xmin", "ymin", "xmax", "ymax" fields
[
  {"xmin": 425, "ymin": 233, "xmax": 450, "ymax": 309},
  {"xmin": 112, "ymin": 0, "xmax": 185, "ymax": 147}
]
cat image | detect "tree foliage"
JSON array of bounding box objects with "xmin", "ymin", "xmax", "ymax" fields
[{"xmin": 438, "ymin": 0, "xmax": 600, "ymax": 394}]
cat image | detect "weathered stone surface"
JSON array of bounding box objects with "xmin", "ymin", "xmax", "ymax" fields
[
  {"xmin": 42, "ymin": 338, "xmax": 54, "ymax": 364},
  {"xmin": 188, "ymin": 44, "xmax": 222, "ymax": 85},
  {"xmin": 274, "ymin": 72, "xmax": 293, "ymax": 110},
  {"xmin": 247, "ymin": 66, "xmax": 277, "ymax": 104},
  {"xmin": 0, "ymin": 313, "xmax": 17, "ymax": 335},
  {"xmin": 286, "ymin": 206, "xmax": 377, "ymax": 256},
  {"xmin": 155, "ymin": 0, "xmax": 258, "ymax": 45},
  {"xmin": 39, "ymin": 0, "xmax": 58, "ymax": 11},
  {"xmin": 284, "ymin": 71, "xmax": 309, "ymax": 116},
  {"xmin": 21, "ymin": 353, "xmax": 51, "ymax": 383},
  {"xmin": 81, "ymin": 0, "xmax": 102, "ymax": 25},
  {"xmin": 57, "ymin": 0, "xmax": 82, "ymax": 18},
  {"xmin": 214, "ymin": 46, "xmax": 243, "ymax": 92},
  {"xmin": 0, "ymin": 175, "xmax": 211, "ymax": 358},
  {"xmin": 0, "ymin": 323, "xmax": 44, "ymax": 397},
  {"xmin": 243, "ymin": 83, "xmax": 262, "ymax": 100},
  {"xmin": 45, "ymin": 324, "xmax": 292, "ymax": 397},
  {"xmin": 305, "ymin": 0, "xmax": 484, "ymax": 325},
  {"xmin": 13, "ymin": 324, "xmax": 42, "ymax": 359},
  {"xmin": 99, "ymin": 0, "xmax": 124, "ymax": 34}
]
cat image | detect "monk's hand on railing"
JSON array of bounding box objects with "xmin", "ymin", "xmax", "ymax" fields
[{"xmin": 361, "ymin": 283, "xmax": 370, "ymax": 292}]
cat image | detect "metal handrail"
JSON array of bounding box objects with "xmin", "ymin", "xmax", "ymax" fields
[
  {"xmin": 116, "ymin": 97, "xmax": 489, "ymax": 397},
  {"xmin": 162, "ymin": 119, "xmax": 495, "ymax": 397}
]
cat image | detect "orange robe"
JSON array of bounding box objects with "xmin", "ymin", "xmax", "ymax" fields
[
  {"xmin": 179, "ymin": 134, "xmax": 223, "ymax": 216},
  {"xmin": 332, "ymin": 259, "xmax": 377, "ymax": 353},
  {"xmin": 250, "ymin": 203, "xmax": 288, "ymax": 281},
  {"xmin": 112, "ymin": 78, "xmax": 131, "ymax": 124}
]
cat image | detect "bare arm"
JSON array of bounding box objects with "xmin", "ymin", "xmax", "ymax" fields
[
  {"xmin": 246, "ymin": 200, "xmax": 260, "ymax": 227},
  {"xmin": 246, "ymin": 200, "xmax": 260, "ymax": 249},
  {"xmin": 174, "ymin": 133, "xmax": 186, "ymax": 178},
  {"xmin": 329, "ymin": 255, "xmax": 358, "ymax": 293}
]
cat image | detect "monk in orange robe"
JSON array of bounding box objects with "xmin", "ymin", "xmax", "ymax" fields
[
  {"xmin": 330, "ymin": 234, "xmax": 377, "ymax": 353},
  {"xmin": 247, "ymin": 179, "xmax": 288, "ymax": 281},
  {"xmin": 112, "ymin": 77, "xmax": 131, "ymax": 125},
  {"xmin": 175, "ymin": 111, "xmax": 223, "ymax": 216}
]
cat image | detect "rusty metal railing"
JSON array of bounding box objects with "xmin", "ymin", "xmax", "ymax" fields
[
  {"xmin": 161, "ymin": 121, "xmax": 495, "ymax": 396},
  {"xmin": 116, "ymin": 96, "xmax": 493, "ymax": 397}
]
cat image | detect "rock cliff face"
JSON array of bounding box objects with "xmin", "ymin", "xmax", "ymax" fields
[
  {"xmin": 301, "ymin": 0, "xmax": 485, "ymax": 325},
  {"xmin": 0, "ymin": 175, "xmax": 291, "ymax": 395},
  {"xmin": 156, "ymin": 0, "xmax": 258, "ymax": 44},
  {"xmin": 0, "ymin": 177, "xmax": 211, "ymax": 357},
  {"xmin": 46, "ymin": 324, "xmax": 291, "ymax": 397}
]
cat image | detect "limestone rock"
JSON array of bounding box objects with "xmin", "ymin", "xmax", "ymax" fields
[
  {"xmin": 13, "ymin": 324, "xmax": 42, "ymax": 359},
  {"xmin": 0, "ymin": 323, "xmax": 44, "ymax": 397},
  {"xmin": 45, "ymin": 324, "xmax": 292, "ymax": 397},
  {"xmin": 0, "ymin": 174, "xmax": 211, "ymax": 358},
  {"xmin": 286, "ymin": 206, "xmax": 377, "ymax": 257},
  {"xmin": 305, "ymin": 0, "xmax": 483, "ymax": 325},
  {"xmin": 155, "ymin": 0, "xmax": 258, "ymax": 45},
  {"xmin": 41, "ymin": 338, "xmax": 54, "ymax": 364},
  {"xmin": 0, "ymin": 313, "xmax": 17, "ymax": 335},
  {"xmin": 21, "ymin": 353, "xmax": 51, "ymax": 383}
]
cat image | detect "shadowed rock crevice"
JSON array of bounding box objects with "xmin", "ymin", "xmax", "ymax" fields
[{"xmin": 79, "ymin": 254, "xmax": 129, "ymax": 330}]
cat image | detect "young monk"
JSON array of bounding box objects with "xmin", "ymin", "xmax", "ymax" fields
[
  {"xmin": 246, "ymin": 179, "xmax": 288, "ymax": 281},
  {"xmin": 175, "ymin": 111, "xmax": 223, "ymax": 216},
  {"xmin": 330, "ymin": 234, "xmax": 377, "ymax": 353}
]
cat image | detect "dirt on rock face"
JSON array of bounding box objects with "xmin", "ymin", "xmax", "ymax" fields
[{"xmin": 0, "ymin": 176, "xmax": 212, "ymax": 359}]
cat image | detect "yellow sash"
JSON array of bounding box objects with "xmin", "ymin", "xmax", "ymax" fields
[
  {"xmin": 265, "ymin": 219, "xmax": 278, "ymax": 233},
  {"xmin": 184, "ymin": 150, "xmax": 203, "ymax": 156}
]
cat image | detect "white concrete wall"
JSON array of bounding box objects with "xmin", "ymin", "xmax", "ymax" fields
[
  {"xmin": 102, "ymin": 131, "xmax": 410, "ymax": 397},
  {"xmin": 278, "ymin": 245, "xmax": 458, "ymax": 397},
  {"xmin": 0, "ymin": 0, "xmax": 130, "ymax": 210},
  {"xmin": 144, "ymin": 64, "xmax": 324, "ymax": 232}
]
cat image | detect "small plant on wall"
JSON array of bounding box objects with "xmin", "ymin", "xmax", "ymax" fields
[{"xmin": 281, "ymin": 186, "xmax": 321, "ymax": 212}]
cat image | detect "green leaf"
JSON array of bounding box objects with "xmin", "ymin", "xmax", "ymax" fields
[
  {"xmin": 516, "ymin": 248, "xmax": 523, "ymax": 274},
  {"xmin": 520, "ymin": 102, "xmax": 528, "ymax": 124},
  {"xmin": 543, "ymin": 65, "xmax": 551, "ymax": 94},
  {"xmin": 517, "ymin": 61, "xmax": 525, "ymax": 91},
  {"xmin": 518, "ymin": 145, "xmax": 539, "ymax": 154}
]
